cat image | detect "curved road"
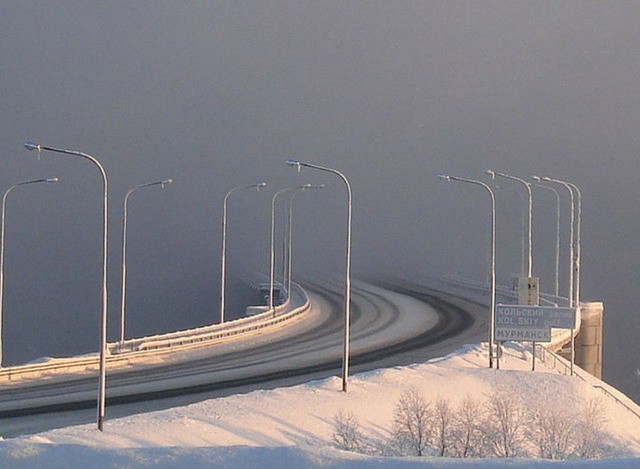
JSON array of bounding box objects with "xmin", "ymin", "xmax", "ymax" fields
[{"xmin": 0, "ymin": 280, "xmax": 489, "ymax": 436}]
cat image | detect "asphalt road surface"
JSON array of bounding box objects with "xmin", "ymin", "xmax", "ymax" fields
[{"xmin": 0, "ymin": 280, "xmax": 489, "ymax": 437}]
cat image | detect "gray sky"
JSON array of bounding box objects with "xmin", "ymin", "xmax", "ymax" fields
[{"xmin": 1, "ymin": 1, "xmax": 639, "ymax": 400}]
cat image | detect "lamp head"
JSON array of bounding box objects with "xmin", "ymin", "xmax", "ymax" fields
[
  {"xmin": 161, "ymin": 178, "xmax": 173, "ymax": 188},
  {"xmin": 256, "ymin": 182, "xmax": 267, "ymax": 190},
  {"xmin": 46, "ymin": 177, "xmax": 60, "ymax": 183},
  {"xmin": 541, "ymin": 176, "xmax": 552, "ymax": 182},
  {"xmin": 24, "ymin": 142, "xmax": 40, "ymax": 151},
  {"xmin": 437, "ymin": 174, "xmax": 451, "ymax": 182},
  {"xmin": 532, "ymin": 176, "xmax": 541, "ymax": 182},
  {"xmin": 485, "ymin": 169, "xmax": 496, "ymax": 179},
  {"xmin": 300, "ymin": 183, "xmax": 325, "ymax": 191},
  {"xmin": 285, "ymin": 159, "xmax": 302, "ymax": 173}
]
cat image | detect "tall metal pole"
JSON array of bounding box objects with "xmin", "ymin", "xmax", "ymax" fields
[
  {"xmin": 438, "ymin": 175, "xmax": 496, "ymax": 368},
  {"xmin": 566, "ymin": 181, "xmax": 582, "ymax": 309},
  {"xmin": 0, "ymin": 178, "xmax": 59, "ymax": 368},
  {"xmin": 542, "ymin": 178, "xmax": 575, "ymax": 307},
  {"xmin": 220, "ymin": 183, "xmax": 266, "ymax": 324},
  {"xmin": 486, "ymin": 170, "xmax": 533, "ymax": 278},
  {"xmin": 25, "ymin": 142, "xmax": 109, "ymax": 431},
  {"xmin": 285, "ymin": 195, "xmax": 294, "ymax": 299},
  {"xmin": 285, "ymin": 160, "xmax": 352, "ymax": 392},
  {"xmin": 542, "ymin": 176, "xmax": 576, "ymax": 375},
  {"xmin": 283, "ymin": 185, "xmax": 324, "ymax": 302},
  {"xmin": 269, "ymin": 185, "xmax": 311, "ymax": 312},
  {"xmin": 120, "ymin": 179, "xmax": 173, "ymax": 345},
  {"xmin": 486, "ymin": 170, "xmax": 536, "ymax": 369},
  {"xmin": 532, "ymin": 179, "xmax": 561, "ymax": 299}
]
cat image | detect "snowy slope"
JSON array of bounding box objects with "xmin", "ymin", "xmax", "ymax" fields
[{"xmin": 1, "ymin": 342, "xmax": 639, "ymax": 468}]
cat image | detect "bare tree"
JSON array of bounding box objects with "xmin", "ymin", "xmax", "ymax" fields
[
  {"xmin": 432, "ymin": 397, "xmax": 453, "ymax": 457},
  {"xmin": 573, "ymin": 397, "xmax": 607, "ymax": 460},
  {"xmin": 450, "ymin": 394, "xmax": 486, "ymax": 458},
  {"xmin": 526, "ymin": 396, "xmax": 576, "ymax": 459},
  {"xmin": 391, "ymin": 388, "xmax": 432, "ymax": 456},
  {"xmin": 332, "ymin": 409, "xmax": 365, "ymax": 453},
  {"xmin": 334, "ymin": 386, "xmax": 611, "ymax": 461},
  {"xmin": 483, "ymin": 384, "xmax": 526, "ymax": 457}
]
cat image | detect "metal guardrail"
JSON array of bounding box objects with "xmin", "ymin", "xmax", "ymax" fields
[
  {"xmin": 435, "ymin": 276, "xmax": 640, "ymax": 419},
  {"xmin": 536, "ymin": 344, "xmax": 640, "ymax": 421},
  {"xmin": 0, "ymin": 284, "xmax": 310, "ymax": 383},
  {"xmin": 134, "ymin": 294, "xmax": 309, "ymax": 352},
  {"xmin": 592, "ymin": 385, "xmax": 640, "ymax": 420},
  {"xmin": 441, "ymin": 275, "xmax": 569, "ymax": 307}
]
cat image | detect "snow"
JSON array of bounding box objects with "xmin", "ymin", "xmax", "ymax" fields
[{"xmin": 1, "ymin": 342, "xmax": 639, "ymax": 468}]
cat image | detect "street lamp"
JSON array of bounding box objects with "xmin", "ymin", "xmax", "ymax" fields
[
  {"xmin": 0, "ymin": 177, "xmax": 59, "ymax": 368},
  {"xmin": 438, "ymin": 174, "xmax": 497, "ymax": 368},
  {"xmin": 565, "ymin": 181, "xmax": 582, "ymax": 309},
  {"xmin": 540, "ymin": 176, "xmax": 581, "ymax": 376},
  {"xmin": 269, "ymin": 185, "xmax": 313, "ymax": 313},
  {"xmin": 487, "ymin": 170, "xmax": 540, "ymax": 369},
  {"xmin": 24, "ymin": 142, "xmax": 109, "ymax": 431},
  {"xmin": 220, "ymin": 183, "xmax": 266, "ymax": 324},
  {"xmin": 485, "ymin": 170, "xmax": 533, "ymax": 278},
  {"xmin": 531, "ymin": 177, "xmax": 561, "ymax": 299},
  {"xmin": 119, "ymin": 179, "xmax": 173, "ymax": 345},
  {"xmin": 283, "ymin": 184, "xmax": 324, "ymax": 301},
  {"xmin": 285, "ymin": 160, "xmax": 352, "ymax": 392},
  {"xmin": 538, "ymin": 177, "xmax": 575, "ymax": 307}
]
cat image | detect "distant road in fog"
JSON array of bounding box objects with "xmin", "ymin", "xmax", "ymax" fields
[{"xmin": 0, "ymin": 281, "xmax": 488, "ymax": 436}]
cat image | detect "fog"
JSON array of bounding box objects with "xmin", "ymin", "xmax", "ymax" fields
[{"xmin": 1, "ymin": 2, "xmax": 639, "ymax": 401}]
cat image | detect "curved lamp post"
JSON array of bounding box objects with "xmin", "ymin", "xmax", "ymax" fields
[
  {"xmin": 285, "ymin": 160, "xmax": 352, "ymax": 392},
  {"xmin": 0, "ymin": 177, "xmax": 59, "ymax": 368},
  {"xmin": 538, "ymin": 177, "xmax": 575, "ymax": 307},
  {"xmin": 220, "ymin": 182, "xmax": 266, "ymax": 324},
  {"xmin": 269, "ymin": 185, "xmax": 313, "ymax": 313},
  {"xmin": 120, "ymin": 179, "xmax": 173, "ymax": 345},
  {"xmin": 540, "ymin": 176, "xmax": 581, "ymax": 376},
  {"xmin": 531, "ymin": 178, "xmax": 561, "ymax": 299},
  {"xmin": 487, "ymin": 170, "xmax": 540, "ymax": 369},
  {"xmin": 565, "ymin": 181, "xmax": 582, "ymax": 309},
  {"xmin": 486, "ymin": 170, "xmax": 533, "ymax": 278},
  {"xmin": 438, "ymin": 174, "xmax": 496, "ymax": 368},
  {"xmin": 24, "ymin": 142, "xmax": 109, "ymax": 431},
  {"xmin": 283, "ymin": 184, "xmax": 324, "ymax": 302}
]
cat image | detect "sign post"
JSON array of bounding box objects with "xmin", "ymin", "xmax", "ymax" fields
[{"xmin": 495, "ymin": 304, "xmax": 577, "ymax": 369}]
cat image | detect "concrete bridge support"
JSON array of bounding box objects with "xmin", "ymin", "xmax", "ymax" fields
[{"xmin": 574, "ymin": 301, "xmax": 605, "ymax": 379}]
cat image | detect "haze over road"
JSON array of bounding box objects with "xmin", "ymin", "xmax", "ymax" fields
[
  {"xmin": 0, "ymin": 282, "xmax": 486, "ymax": 437},
  {"xmin": 1, "ymin": 2, "xmax": 638, "ymax": 403}
]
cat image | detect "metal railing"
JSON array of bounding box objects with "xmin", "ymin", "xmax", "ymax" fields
[
  {"xmin": 0, "ymin": 283, "xmax": 310, "ymax": 383},
  {"xmin": 436, "ymin": 276, "xmax": 640, "ymax": 420},
  {"xmin": 536, "ymin": 344, "xmax": 640, "ymax": 421}
]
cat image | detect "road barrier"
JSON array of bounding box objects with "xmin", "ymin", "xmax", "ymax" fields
[
  {"xmin": 132, "ymin": 291, "xmax": 309, "ymax": 352},
  {"xmin": 0, "ymin": 284, "xmax": 310, "ymax": 383},
  {"xmin": 536, "ymin": 344, "xmax": 640, "ymax": 421}
]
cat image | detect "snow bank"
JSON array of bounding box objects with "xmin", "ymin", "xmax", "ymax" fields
[
  {"xmin": 1, "ymin": 443, "xmax": 639, "ymax": 469},
  {"xmin": 1, "ymin": 342, "xmax": 639, "ymax": 468}
]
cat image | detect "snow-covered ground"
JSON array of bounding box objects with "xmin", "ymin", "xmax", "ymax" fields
[{"xmin": 1, "ymin": 342, "xmax": 639, "ymax": 468}]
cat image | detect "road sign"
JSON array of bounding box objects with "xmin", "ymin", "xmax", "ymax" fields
[
  {"xmin": 495, "ymin": 327, "xmax": 551, "ymax": 342},
  {"xmin": 496, "ymin": 304, "xmax": 576, "ymax": 329}
]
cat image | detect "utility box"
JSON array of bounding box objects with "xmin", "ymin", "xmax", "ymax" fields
[{"xmin": 516, "ymin": 276, "xmax": 539, "ymax": 306}]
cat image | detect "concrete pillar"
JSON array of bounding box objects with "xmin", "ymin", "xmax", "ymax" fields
[{"xmin": 574, "ymin": 301, "xmax": 604, "ymax": 379}]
